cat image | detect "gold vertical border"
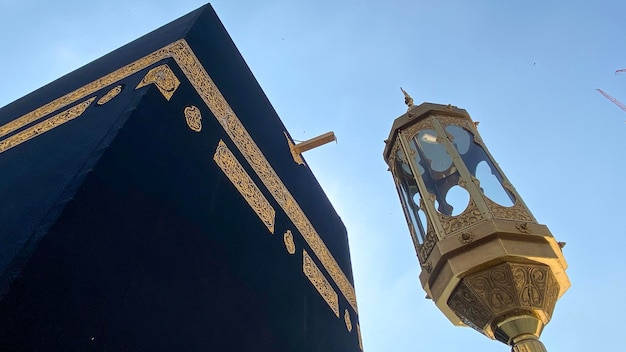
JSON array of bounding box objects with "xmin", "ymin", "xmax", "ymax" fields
[
  {"xmin": 213, "ymin": 140, "xmax": 275, "ymax": 234},
  {"xmin": 303, "ymin": 249, "xmax": 339, "ymax": 317}
]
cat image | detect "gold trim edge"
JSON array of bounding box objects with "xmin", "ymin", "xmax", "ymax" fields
[
  {"xmin": 213, "ymin": 140, "xmax": 275, "ymax": 233},
  {"xmin": 0, "ymin": 42, "xmax": 182, "ymax": 139},
  {"xmin": 0, "ymin": 97, "xmax": 96, "ymax": 154},
  {"xmin": 303, "ymin": 249, "xmax": 340, "ymax": 317}
]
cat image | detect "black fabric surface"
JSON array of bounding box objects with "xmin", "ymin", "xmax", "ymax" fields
[{"xmin": 0, "ymin": 4, "xmax": 360, "ymax": 351}]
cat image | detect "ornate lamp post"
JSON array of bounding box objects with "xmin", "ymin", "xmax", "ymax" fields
[{"xmin": 383, "ymin": 92, "xmax": 570, "ymax": 352}]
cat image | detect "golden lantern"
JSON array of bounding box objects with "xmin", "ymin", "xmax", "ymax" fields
[{"xmin": 383, "ymin": 92, "xmax": 570, "ymax": 352}]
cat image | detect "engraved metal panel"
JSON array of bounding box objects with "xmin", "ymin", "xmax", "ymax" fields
[
  {"xmin": 437, "ymin": 199, "xmax": 484, "ymax": 236},
  {"xmin": 485, "ymin": 197, "xmax": 534, "ymax": 222},
  {"xmin": 448, "ymin": 262, "xmax": 560, "ymax": 333},
  {"xmin": 344, "ymin": 309, "xmax": 353, "ymax": 332}
]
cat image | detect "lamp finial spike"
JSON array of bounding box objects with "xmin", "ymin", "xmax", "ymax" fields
[{"xmin": 400, "ymin": 87, "xmax": 414, "ymax": 110}]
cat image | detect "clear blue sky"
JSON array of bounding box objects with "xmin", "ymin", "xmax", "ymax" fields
[{"xmin": 1, "ymin": 1, "xmax": 625, "ymax": 351}]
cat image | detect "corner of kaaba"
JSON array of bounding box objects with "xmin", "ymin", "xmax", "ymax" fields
[{"xmin": 0, "ymin": 4, "xmax": 362, "ymax": 351}]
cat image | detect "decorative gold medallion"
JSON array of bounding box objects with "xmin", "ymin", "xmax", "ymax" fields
[
  {"xmin": 96, "ymin": 85, "xmax": 123, "ymax": 105},
  {"xmin": 135, "ymin": 64, "xmax": 180, "ymax": 101},
  {"xmin": 283, "ymin": 230, "xmax": 296, "ymax": 254},
  {"xmin": 303, "ymin": 250, "xmax": 339, "ymax": 317},
  {"xmin": 459, "ymin": 232, "xmax": 474, "ymax": 244},
  {"xmin": 184, "ymin": 105, "xmax": 202, "ymax": 132},
  {"xmin": 515, "ymin": 222, "xmax": 531, "ymax": 233},
  {"xmin": 344, "ymin": 309, "xmax": 352, "ymax": 332}
]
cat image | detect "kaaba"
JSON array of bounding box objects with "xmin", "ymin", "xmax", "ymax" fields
[{"xmin": 0, "ymin": 4, "xmax": 362, "ymax": 351}]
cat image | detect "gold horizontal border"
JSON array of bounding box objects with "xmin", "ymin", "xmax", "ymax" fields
[
  {"xmin": 0, "ymin": 38, "xmax": 358, "ymax": 313},
  {"xmin": 303, "ymin": 249, "xmax": 339, "ymax": 317},
  {"xmin": 213, "ymin": 140, "xmax": 275, "ymax": 233},
  {"xmin": 0, "ymin": 97, "xmax": 95, "ymax": 154},
  {"xmin": 0, "ymin": 43, "xmax": 181, "ymax": 139}
]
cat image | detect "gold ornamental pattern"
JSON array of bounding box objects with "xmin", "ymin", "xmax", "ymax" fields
[
  {"xmin": 447, "ymin": 280, "xmax": 492, "ymax": 331},
  {"xmin": 484, "ymin": 196, "xmax": 534, "ymax": 222},
  {"xmin": 386, "ymin": 140, "xmax": 401, "ymax": 169},
  {"xmin": 213, "ymin": 140, "xmax": 275, "ymax": 234},
  {"xmin": 511, "ymin": 263, "xmax": 548, "ymax": 309},
  {"xmin": 0, "ymin": 38, "xmax": 358, "ymax": 314},
  {"xmin": 402, "ymin": 116, "xmax": 435, "ymax": 141},
  {"xmin": 417, "ymin": 219, "xmax": 437, "ymax": 263},
  {"xmin": 0, "ymin": 97, "xmax": 96, "ymax": 154},
  {"xmin": 543, "ymin": 269, "xmax": 560, "ymax": 319},
  {"xmin": 303, "ymin": 250, "xmax": 339, "ymax": 317},
  {"xmin": 135, "ymin": 64, "xmax": 181, "ymax": 101},
  {"xmin": 465, "ymin": 265, "xmax": 518, "ymax": 314},
  {"xmin": 0, "ymin": 43, "xmax": 181, "ymax": 139},
  {"xmin": 448, "ymin": 262, "xmax": 560, "ymax": 332},
  {"xmin": 184, "ymin": 105, "xmax": 202, "ymax": 132},
  {"xmin": 436, "ymin": 115, "xmax": 484, "ymax": 145},
  {"xmin": 97, "ymin": 85, "xmax": 123, "ymax": 105},
  {"xmin": 283, "ymin": 230, "xmax": 296, "ymax": 254},
  {"xmin": 344, "ymin": 309, "xmax": 352, "ymax": 332},
  {"xmin": 438, "ymin": 199, "xmax": 484, "ymax": 236}
]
